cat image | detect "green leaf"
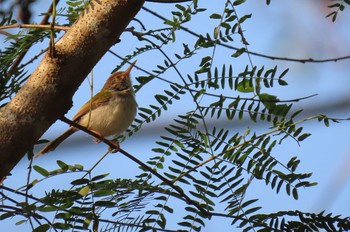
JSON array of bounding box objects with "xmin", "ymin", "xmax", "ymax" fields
[
  {"xmin": 33, "ymin": 224, "xmax": 50, "ymax": 232},
  {"xmin": 239, "ymin": 14, "xmax": 252, "ymax": 23},
  {"xmin": 95, "ymin": 201, "xmax": 116, "ymax": 208},
  {"xmin": 292, "ymin": 187, "xmax": 299, "ymax": 200},
  {"xmin": 298, "ymin": 133, "xmax": 311, "ymax": 141},
  {"xmin": 199, "ymin": 56, "xmax": 211, "ymax": 66},
  {"xmin": 53, "ymin": 223, "xmax": 71, "ymax": 230},
  {"xmin": 33, "ymin": 165, "xmax": 49, "ymax": 177},
  {"xmin": 323, "ymin": 117, "xmax": 330, "ymax": 127},
  {"xmin": 139, "ymin": 107, "xmax": 153, "ymax": 114},
  {"xmin": 26, "ymin": 179, "xmax": 39, "ymax": 190},
  {"xmin": 272, "ymin": 104, "xmax": 291, "ymax": 117},
  {"xmin": 236, "ymin": 79, "xmax": 254, "ymax": 93},
  {"xmin": 279, "ymin": 68, "xmax": 289, "ymax": 79},
  {"xmin": 244, "ymin": 206, "xmax": 262, "ymax": 215},
  {"xmin": 78, "ymin": 186, "xmax": 90, "ymax": 196},
  {"xmin": 0, "ymin": 212, "xmax": 14, "ymax": 220},
  {"xmin": 57, "ymin": 160, "xmax": 68, "ymax": 171},
  {"xmin": 71, "ymin": 178, "xmax": 89, "ymax": 185},
  {"xmin": 15, "ymin": 220, "xmax": 26, "ymax": 225},
  {"xmin": 93, "ymin": 190, "xmax": 116, "ymax": 197},
  {"xmin": 214, "ymin": 26, "xmax": 220, "ymax": 39},
  {"xmin": 231, "ymin": 48, "xmax": 246, "ymax": 57},
  {"xmin": 55, "ymin": 213, "xmax": 72, "ymax": 219},
  {"xmin": 210, "ymin": 13, "xmax": 221, "ymax": 19},
  {"xmin": 259, "ymin": 93, "xmax": 278, "ymax": 110},
  {"xmin": 38, "ymin": 206, "xmax": 57, "ymax": 212},
  {"xmin": 156, "ymin": 162, "xmax": 164, "ymax": 169},
  {"xmin": 91, "ymin": 173, "xmax": 109, "ymax": 181},
  {"xmin": 146, "ymin": 210, "xmax": 161, "ymax": 215},
  {"xmin": 233, "ymin": 0, "xmax": 246, "ymax": 6},
  {"xmin": 175, "ymin": 4, "xmax": 186, "ymax": 11},
  {"xmin": 74, "ymin": 164, "xmax": 84, "ymax": 170},
  {"xmin": 278, "ymin": 79, "xmax": 288, "ymax": 86}
]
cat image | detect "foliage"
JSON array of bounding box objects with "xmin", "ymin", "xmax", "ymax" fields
[
  {"xmin": 327, "ymin": 0, "xmax": 350, "ymax": 22},
  {"xmin": 0, "ymin": 0, "xmax": 349, "ymax": 231}
]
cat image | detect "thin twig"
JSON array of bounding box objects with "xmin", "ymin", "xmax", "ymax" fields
[
  {"xmin": 108, "ymin": 51, "xmax": 319, "ymax": 104},
  {"xmin": 7, "ymin": 0, "xmax": 62, "ymax": 76},
  {"xmin": 79, "ymin": 151, "xmax": 110, "ymax": 181},
  {"xmin": 25, "ymin": 158, "xmax": 34, "ymax": 228},
  {"xmin": 142, "ymin": 6, "xmax": 350, "ymax": 63},
  {"xmin": 59, "ymin": 116, "xmax": 209, "ymax": 216},
  {"xmin": 40, "ymin": 0, "xmax": 60, "ymax": 25},
  {"xmin": 172, "ymin": 114, "xmax": 350, "ymax": 183},
  {"xmin": 0, "ymin": 23, "xmax": 69, "ymax": 31},
  {"xmin": 18, "ymin": 48, "xmax": 48, "ymax": 69},
  {"xmin": 0, "ymin": 196, "xmax": 58, "ymax": 231},
  {"xmin": 0, "ymin": 30, "xmax": 14, "ymax": 37}
]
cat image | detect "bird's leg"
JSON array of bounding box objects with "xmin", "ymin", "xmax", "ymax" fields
[
  {"xmin": 90, "ymin": 130, "xmax": 119, "ymax": 152},
  {"xmin": 108, "ymin": 140, "xmax": 120, "ymax": 153},
  {"xmin": 91, "ymin": 130, "xmax": 104, "ymax": 143}
]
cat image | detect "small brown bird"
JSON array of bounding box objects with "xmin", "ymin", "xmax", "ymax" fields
[{"xmin": 35, "ymin": 61, "xmax": 138, "ymax": 158}]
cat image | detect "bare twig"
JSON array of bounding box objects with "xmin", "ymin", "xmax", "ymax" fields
[
  {"xmin": 40, "ymin": 0, "xmax": 60, "ymax": 25},
  {"xmin": 7, "ymin": 0, "xmax": 62, "ymax": 76},
  {"xmin": 18, "ymin": 48, "xmax": 49, "ymax": 70},
  {"xmin": 0, "ymin": 30, "xmax": 14, "ymax": 38},
  {"xmin": 0, "ymin": 23, "xmax": 69, "ymax": 31}
]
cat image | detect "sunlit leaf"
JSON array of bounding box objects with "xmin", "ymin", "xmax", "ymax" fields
[{"xmin": 78, "ymin": 186, "xmax": 90, "ymax": 196}]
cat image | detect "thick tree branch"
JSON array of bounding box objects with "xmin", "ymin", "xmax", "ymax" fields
[{"xmin": 0, "ymin": 0, "xmax": 144, "ymax": 179}]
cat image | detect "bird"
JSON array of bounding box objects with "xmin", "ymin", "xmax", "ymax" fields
[{"xmin": 35, "ymin": 61, "xmax": 138, "ymax": 158}]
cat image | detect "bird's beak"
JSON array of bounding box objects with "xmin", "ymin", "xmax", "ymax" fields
[{"xmin": 125, "ymin": 60, "xmax": 137, "ymax": 75}]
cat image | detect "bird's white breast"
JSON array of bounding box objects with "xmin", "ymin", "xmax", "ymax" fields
[{"xmin": 78, "ymin": 94, "xmax": 137, "ymax": 137}]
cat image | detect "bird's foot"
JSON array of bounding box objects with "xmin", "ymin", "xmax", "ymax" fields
[
  {"xmin": 90, "ymin": 130, "xmax": 119, "ymax": 152},
  {"xmin": 91, "ymin": 130, "xmax": 104, "ymax": 143},
  {"xmin": 108, "ymin": 140, "xmax": 120, "ymax": 153}
]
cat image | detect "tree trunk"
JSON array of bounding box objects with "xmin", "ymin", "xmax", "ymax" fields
[{"xmin": 0, "ymin": 0, "xmax": 144, "ymax": 179}]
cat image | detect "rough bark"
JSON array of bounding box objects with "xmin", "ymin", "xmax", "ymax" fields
[{"xmin": 0, "ymin": 0, "xmax": 144, "ymax": 179}]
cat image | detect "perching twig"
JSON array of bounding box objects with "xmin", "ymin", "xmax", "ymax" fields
[{"xmin": 60, "ymin": 116, "xmax": 209, "ymax": 216}]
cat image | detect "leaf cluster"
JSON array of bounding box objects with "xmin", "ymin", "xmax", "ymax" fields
[{"xmin": 327, "ymin": 0, "xmax": 350, "ymax": 22}]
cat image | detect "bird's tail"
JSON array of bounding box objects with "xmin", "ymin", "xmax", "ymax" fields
[{"xmin": 34, "ymin": 127, "xmax": 76, "ymax": 158}]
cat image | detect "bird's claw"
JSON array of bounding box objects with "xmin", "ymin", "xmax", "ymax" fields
[
  {"xmin": 91, "ymin": 130, "xmax": 104, "ymax": 143},
  {"xmin": 108, "ymin": 141, "xmax": 120, "ymax": 153}
]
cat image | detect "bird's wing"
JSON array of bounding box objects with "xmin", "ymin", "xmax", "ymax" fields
[{"xmin": 72, "ymin": 90, "xmax": 114, "ymax": 122}]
